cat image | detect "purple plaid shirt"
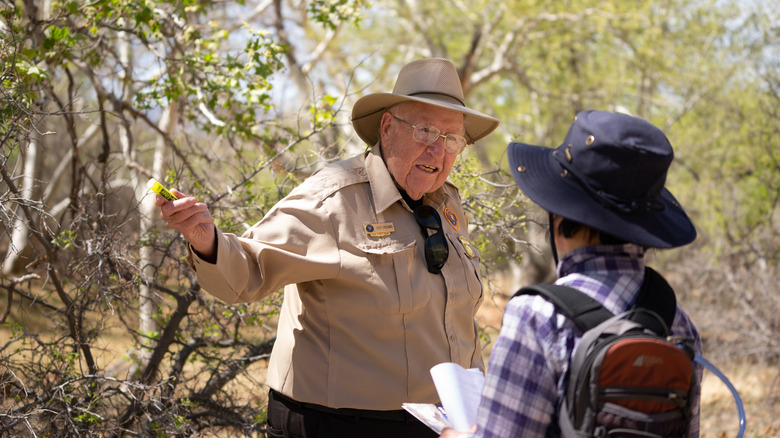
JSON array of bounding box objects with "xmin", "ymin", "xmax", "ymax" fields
[{"xmin": 470, "ymin": 244, "xmax": 702, "ymax": 438}]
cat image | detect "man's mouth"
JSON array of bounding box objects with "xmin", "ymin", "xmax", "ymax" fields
[{"xmin": 417, "ymin": 164, "xmax": 438, "ymax": 173}]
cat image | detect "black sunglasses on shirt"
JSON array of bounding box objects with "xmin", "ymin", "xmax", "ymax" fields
[{"xmin": 414, "ymin": 205, "xmax": 449, "ymax": 274}]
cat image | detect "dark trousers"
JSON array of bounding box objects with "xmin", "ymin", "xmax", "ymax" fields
[{"xmin": 266, "ymin": 389, "xmax": 437, "ymax": 438}]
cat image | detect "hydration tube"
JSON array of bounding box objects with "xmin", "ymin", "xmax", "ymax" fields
[{"xmin": 694, "ymin": 354, "xmax": 747, "ymax": 438}]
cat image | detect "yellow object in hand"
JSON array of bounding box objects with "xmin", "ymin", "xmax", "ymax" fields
[{"xmin": 147, "ymin": 178, "xmax": 178, "ymax": 201}]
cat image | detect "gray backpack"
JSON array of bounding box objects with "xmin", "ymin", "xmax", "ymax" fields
[{"xmin": 514, "ymin": 268, "xmax": 695, "ymax": 438}]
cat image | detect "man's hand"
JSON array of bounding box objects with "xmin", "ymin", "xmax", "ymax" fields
[{"xmin": 156, "ymin": 189, "xmax": 217, "ymax": 260}]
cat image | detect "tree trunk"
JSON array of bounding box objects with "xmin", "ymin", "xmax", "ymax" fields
[
  {"xmin": 139, "ymin": 102, "xmax": 178, "ymax": 342},
  {"xmin": 2, "ymin": 130, "xmax": 38, "ymax": 275}
]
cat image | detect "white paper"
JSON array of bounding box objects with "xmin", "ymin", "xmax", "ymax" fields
[
  {"xmin": 429, "ymin": 362, "xmax": 485, "ymax": 432},
  {"xmin": 402, "ymin": 403, "xmax": 450, "ymax": 434}
]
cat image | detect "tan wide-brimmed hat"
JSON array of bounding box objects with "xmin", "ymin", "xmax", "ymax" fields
[{"xmin": 351, "ymin": 58, "xmax": 499, "ymax": 147}]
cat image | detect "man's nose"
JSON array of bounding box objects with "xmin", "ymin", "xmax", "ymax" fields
[{"xmin": 426, "ymin": 135, "xmax": 446, "ymax": 155}]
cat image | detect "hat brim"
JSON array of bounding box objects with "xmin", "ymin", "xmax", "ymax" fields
[
  {"xmin": 507, "ymin": 142, "xmax": 696, "ymax": 248},
  {"xmin": 351, "ymin": 93, "xmax": 499, "ymax": 146}
]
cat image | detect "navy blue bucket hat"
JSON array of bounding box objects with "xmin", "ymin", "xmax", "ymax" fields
[{"xmin": 507, "ymin": 110, "xmax": 696, "ymax": 248}]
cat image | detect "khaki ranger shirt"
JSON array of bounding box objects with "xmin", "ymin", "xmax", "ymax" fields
[{"xmin": 189, "ymin": 145, "xmax": 485, "ymax": 411}]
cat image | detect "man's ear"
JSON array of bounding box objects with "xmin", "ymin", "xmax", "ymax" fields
[{"xmin": 379, "ymin": 111, "xmax": 394, "ymax": 143}]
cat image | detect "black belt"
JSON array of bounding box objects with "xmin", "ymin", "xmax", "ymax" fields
[{"xmin": 269, "ymin": 389, "xmax": 414, "ymax": 422}]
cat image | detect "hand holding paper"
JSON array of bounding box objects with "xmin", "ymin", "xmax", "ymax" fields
[
  {"xmin": 402, "ymin": 362, "xmax": 485, "ymax": 434},
  {"xmin": 430, "ymin": 362, "xmax": 485, "ymax": 432}
]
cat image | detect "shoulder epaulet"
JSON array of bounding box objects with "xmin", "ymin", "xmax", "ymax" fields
[{"xmin": 297, "ymin": 156, "xmax": 369, "ymax": 201}]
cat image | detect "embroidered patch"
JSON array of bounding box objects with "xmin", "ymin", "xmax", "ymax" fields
[{"xmin": 444, "ymin": 207, "xmax": 459, "ymax": 231}]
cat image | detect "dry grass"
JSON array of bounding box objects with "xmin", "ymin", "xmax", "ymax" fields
[{"xmin": 698, "ymin": 361, "xmax": 779, "ymax": 438}]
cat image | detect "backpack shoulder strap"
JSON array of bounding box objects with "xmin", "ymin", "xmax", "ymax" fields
[
  {"xmin": 629, "ymin": 267, "xmax": 677, "ymax": 335},
  {"xmin": 512, "ymin": 267, "xmax": 678, "ymax": 335},
  {"xmin": 513, "ymin": 284, "xmax": 613, "ymax": 332}
]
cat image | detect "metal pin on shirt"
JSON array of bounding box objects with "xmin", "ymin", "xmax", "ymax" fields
[{"xmin": 459, "ymin": 236, "xmax": 476, "ymax": 258}]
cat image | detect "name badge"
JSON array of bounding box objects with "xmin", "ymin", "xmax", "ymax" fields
[{"xmin": 364, "ymin": 222, "xmax": 395, "ymax": 237}]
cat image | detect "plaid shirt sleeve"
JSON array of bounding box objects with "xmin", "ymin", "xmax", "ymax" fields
[{"xmin": 472, "ymin": 295, "xmax": 571, "ymax": 438}]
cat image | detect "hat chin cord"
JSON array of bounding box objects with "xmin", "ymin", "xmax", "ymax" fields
[{"xmin": 548, "ymin": 212, "xmax": 560, "ymax": 267}]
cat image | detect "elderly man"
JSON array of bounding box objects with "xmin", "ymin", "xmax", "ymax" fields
[{"xmin": 156, "ymin": 58, "xmax": 499, "ymax": 438}]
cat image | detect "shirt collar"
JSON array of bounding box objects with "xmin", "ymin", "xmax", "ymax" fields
[
  {"xmin": 557, "ymin": 243, "xmax": 645, "ymax": 279},
  {"xmin": 365, "ymin": 145, "xmax": 401, "ymax": 214},
  {"xmin": 556, "ymin": 243, "xmax": 647, "ymax": 313}
]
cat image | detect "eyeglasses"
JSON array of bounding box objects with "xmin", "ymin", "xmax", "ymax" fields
[
  {"xmin": 391, "ymin": 114, "xmax": 469, "ymax": 155},
  {"xmin": 414, "ymin": 205, "xmax": 449, "ymax": 274}
]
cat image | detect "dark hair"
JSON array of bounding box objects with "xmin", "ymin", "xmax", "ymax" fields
[{"xmin": 557, "ymin": 217, "xmax": 629, "ymax": 246}]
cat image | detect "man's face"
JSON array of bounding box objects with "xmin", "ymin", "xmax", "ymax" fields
[{"xmin": 379, "ymin": 102, "xmax": 465, "ymax": 200}]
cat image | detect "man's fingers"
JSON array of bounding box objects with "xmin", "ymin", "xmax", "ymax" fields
[
  {"xmin": 160, "ymin": 197, "xmax": 198, "ymax": 221},
  {"xmin": 177, "ymin": 211, "xmax": 214, "ymax": 233}
]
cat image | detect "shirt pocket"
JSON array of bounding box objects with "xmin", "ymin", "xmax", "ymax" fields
[
  {"xmin": 447, "ymin": 234, "xmax": 483, "ymax": 301},
  {"xmin": 357, "ymin": 239, "xmax": 431, "ymax": 314}
]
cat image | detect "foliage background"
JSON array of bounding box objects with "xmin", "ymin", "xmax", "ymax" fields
[{"xmin": 1, "ymin": 0, "xmax": 778, "ymax": 435}]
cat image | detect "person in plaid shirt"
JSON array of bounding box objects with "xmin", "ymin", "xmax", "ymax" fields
[{"xmin": 441, "ymin": 110, "xmax": 702, "ymax": 438}]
